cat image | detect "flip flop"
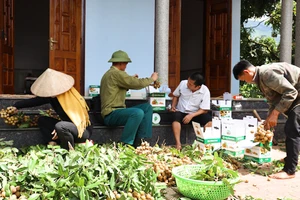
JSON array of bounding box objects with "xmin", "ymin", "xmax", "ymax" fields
[{"xmin": 268, "ymin": 171, "xmax": 295, "ymax": 179}]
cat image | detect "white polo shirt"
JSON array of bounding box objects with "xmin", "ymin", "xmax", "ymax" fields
[{"xmin": 173, "ymin": 80, "xmax": 211, "ymax": 113}]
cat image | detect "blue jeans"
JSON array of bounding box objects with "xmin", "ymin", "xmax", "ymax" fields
[{"xmin": 104, "ymin": 103, "xmax": 153, "ymax": 145}]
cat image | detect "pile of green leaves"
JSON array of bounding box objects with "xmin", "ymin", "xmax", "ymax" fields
[
  {"xmin": 191, "ymin": 152, "xmax": 240, "ymax": 194},
  {"xmin": 0, "ymin": 141, "xmax": 163, "ymax": 200}
]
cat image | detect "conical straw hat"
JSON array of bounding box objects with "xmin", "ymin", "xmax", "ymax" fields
[{"xmin": 31, "ymin": 68, "xmax": 74, "ymax": 97}]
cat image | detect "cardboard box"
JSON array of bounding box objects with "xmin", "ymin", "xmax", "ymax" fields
[
  {"xmin": 211, "ymin": 100, "xmax": 232, "ymax": 119},
  {"xmin": 195, "ymin": 142, "xmax": 221, "ymax": 153},
  {"xmin": 148, "ymin": 92, "xmax": 166, "ymax": 111},
  {"xmin": 192, "ymin": 118, "xmax": 221, "ymax": 143},
  {"xmin": 244, "ymin": 142, "xmax": 272, "ymax": 163},
  {"xmin": 221, "ymin": 119, "xmax": 246, "ymax": 141},
  {"xmin": 243, "ymin": 116, "xmax": 258, "ymax": 141},
  {"xmin": 88, "ymin": 85, "xmax": 100, "ymax": 97},
  {"xmin": 192, "ymin": 119, "xmax": 221, "ymax": 153},
  {"xmin": 221, "ymin": 139, "xmax": 245, "ymax": 157}
]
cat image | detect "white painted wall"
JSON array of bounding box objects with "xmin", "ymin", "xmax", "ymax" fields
[
  {"xmin": 231, "ymin": 0, "xmax": 241, "ymax": 95},
  {"xmin": 85, "ymin": 0, "xmax": 155, "ymax": 96}
]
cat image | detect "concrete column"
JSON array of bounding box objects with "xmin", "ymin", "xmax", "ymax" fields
[
  {"xmin": 154, "ymin": 0, "xmax": 169, "ymax": 85},
  {"xmin": 280, "ymin": 0, "xmax": 293, "ymax": 63},
  {"xmin": 295, "ymin": 1, "xmax": 300, "ymax": 67}
]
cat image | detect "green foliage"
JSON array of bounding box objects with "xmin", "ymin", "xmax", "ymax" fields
[
  {"xmin": 239, "ymin": 83, "xmax": 264, "ymax": 98},
  {"xmin": 0, "ymin": 143, "xmax": 163, "ymax": 199}
]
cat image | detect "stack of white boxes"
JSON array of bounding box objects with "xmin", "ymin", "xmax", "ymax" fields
[
  {"xmin": 192, "ymin": 95, "xmax": 273, "ymax": 163},
  {"xmin": 221, "ymin": 118, "xmax": 246, "ymax": 157},
  {"xmin": 193, "ymin": 118, "xmax": 221, "ymax": 153}
]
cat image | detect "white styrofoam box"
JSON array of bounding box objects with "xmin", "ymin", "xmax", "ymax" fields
[
  {"xmin": 243, "ymin": 116, "xmax": 258, "ymax": 141},
  {"xmin": 192, "ymin": 118, "xmax": 221, "ymax": 144},
  {"xmin": 221, "ymin": 118, "xmax": 246, "ymax": 141},
  {"xmin": 211, "ymin": 100, "xmax": 232, "ymax": 119}
]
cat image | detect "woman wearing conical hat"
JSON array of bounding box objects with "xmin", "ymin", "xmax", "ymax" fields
[{"xmin": 12, "ymin": 68, "xmax": 92, "ymax": 150}]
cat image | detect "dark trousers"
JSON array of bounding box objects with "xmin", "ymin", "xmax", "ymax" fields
[
  {"xmin": 283, "ymin": 106, "xmax": 300, "ymax": 174},
  {"xmin": 172, "ymin": 111, "xmax": 212, "ymax": 126},
  {"xmin": 38, "ymin": 116, "xmax": 92, "ymax": 150}
]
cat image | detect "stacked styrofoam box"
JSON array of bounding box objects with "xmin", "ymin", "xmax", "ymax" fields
[
  {"xmin": 221, "ymin": 119, "xmax": 246, "ymax": 157},
  {"xmin": 193, "ymin": 118, "xmax": 221, "ymax": 153},
  {"xmin": 211, "ymin": 100, "xmax": 232, "ymax": 119}
]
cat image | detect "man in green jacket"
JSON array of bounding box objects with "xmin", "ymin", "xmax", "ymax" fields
[
  {"xmin": 233, "ymin": 60, "xmax": 300, "ymax": 179},
  {"xmin": 100, "ymin": 50, "xmax": 158, "ymax": 147}
]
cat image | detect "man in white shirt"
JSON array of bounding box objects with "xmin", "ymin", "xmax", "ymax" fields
[{"xmin": 170, "ymin": 72, "xmax": 212, "ymax": 150}]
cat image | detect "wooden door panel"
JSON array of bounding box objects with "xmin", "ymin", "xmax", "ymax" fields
[
  {"xmin": 168, "ymin": 0, "xmax": 181, "ymax": 93},
  {"xmin": 49, "ymin": 0, "xmax": 82, "ymax": 93},
  {"xmin": 1, "ymin": 0, "xmax": 14, "ymax": 94},
  {"xmin": 205, "ymin": 0, "xmax": 231, "ymax": 97}
]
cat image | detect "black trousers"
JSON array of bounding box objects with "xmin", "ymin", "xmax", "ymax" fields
[
  {"xmin": 172, "ymin": 111, "xmax": 212, "ymax": 126},
  {"xmin": 38, "ymin": 116, "xmax": 92, "ymax": 150},
  {"xmin": 283, "ymin": 106, "xmax": 300, "ymax": 175}
]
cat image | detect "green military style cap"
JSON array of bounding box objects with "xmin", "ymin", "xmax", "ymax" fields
[{"xmin": 108, "ymin": 50, "xmax": 132, "ymax": 63}]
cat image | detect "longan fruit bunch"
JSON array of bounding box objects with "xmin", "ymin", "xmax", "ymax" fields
[
  {"xmin": 0, "ymin": 106, "xmax": 20, "ymax": 126},
  {"xmin": 254, "ymin": 124, "xmax": 274, "ymax": 144},
  {"xmin": 152, "ymin": 80, "xmax": 161, "ymax": 89}
]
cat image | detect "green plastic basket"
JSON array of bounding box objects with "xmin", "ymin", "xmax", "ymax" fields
[{"xmin": 172, "ymin": 165, "xmax": 239, "ymax": 200}]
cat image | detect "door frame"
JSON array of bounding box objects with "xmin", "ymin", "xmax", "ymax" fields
[{"xmin": 0, "ymin": 0, "xmax": 86, "ymax": 95}]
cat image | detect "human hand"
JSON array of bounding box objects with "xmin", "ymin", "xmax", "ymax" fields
[
  {"xmin": 182, "ymin": 114, "xmax": 193, "ymax": 124},
  {"xmin": 151, "ymin": 72, "xmax": 158, "ymax": 81},
  {"xmin": 170, "ymin": 106, "xmax": 177, "ymax": 112},
  {"xmin": 51, "ymin": 129, "xmax": 58, "ymax": 140},
  {"xmin": 264, "ymin": 109, "xmax": 279, "ymax": 129}
]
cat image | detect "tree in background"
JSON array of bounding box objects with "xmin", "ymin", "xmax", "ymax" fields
[{"xmin": 239, "ymin": 0, "xmax": 297, "ymax": 98}]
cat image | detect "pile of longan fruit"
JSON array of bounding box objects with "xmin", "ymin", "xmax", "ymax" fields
[
  {"xmin": 0, "ymin": 106, "xmax": 20, "ymax": 126},
  {"xmin": 0, "ymin": 106, "xmax": 39, "ymax": 127},
  {"xmin": 254, "ymin": 124, "xmax": 274, "ymax": 144},
  {"xmin": 0, "ymin": 185, "xmax": 27, "ymax": 199}
]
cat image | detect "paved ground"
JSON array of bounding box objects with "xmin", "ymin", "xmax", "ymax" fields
[
  {"xmin": 234, "ymin": 146, "xmax": 300, "ymax": 200},
  {"xmin": 164, "ymin": 145, "xmax": 300, "ymax": 200}
]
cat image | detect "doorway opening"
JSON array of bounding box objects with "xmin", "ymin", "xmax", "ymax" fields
[
  {"xmin": 180, "ymin": 0, "xmax": 205, "ymax": 81},
  {"xmin": 14, "ymin": 0, "xmax": 49, "ymax": 94}
]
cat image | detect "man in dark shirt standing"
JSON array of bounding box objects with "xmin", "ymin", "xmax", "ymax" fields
[{"xmin": 233, "ymin": 60, "xmax": 300, "ymax": 179}]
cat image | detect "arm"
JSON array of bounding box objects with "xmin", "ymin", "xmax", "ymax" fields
[
  {"xmin": 13, "ymin": 97, "xmax": 50, "ymax": 109},
  {"xmin": 263, "ymin": 69, "xmax": 298, "ymax": 114},
  {"xmin": 171, "ymin": 96, "xmax": 179, "ymax": 112},
  {"xmin": 116, "ymin": 71, "xmax": 157, "ymax": 90}
]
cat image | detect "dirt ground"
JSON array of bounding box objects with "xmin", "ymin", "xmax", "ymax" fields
[{"xmin": 163, "ymin": 145, "xmax": 300, "ymax": 200}]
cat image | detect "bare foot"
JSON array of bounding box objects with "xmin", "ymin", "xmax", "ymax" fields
[
  {"xmin": 176, "ymin": 144, "xmax": 182, "ymax": 150},
  {"xmin": 269, "ymin": 171, "xmax": 295, "ymax": 179}
]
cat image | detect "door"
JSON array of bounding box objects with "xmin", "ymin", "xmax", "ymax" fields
[
  {"xmin": 0, "ymin": 0, "xmax": 14, "ymax": 94},
  {"xmin": 168, "ymin": 0, "xmax": 181, "ymax": 93},
  {"xmin": 49, "ymin": 0, "xmax": 83, "ymax": 93},
  {"xmin": 205, "ymin": 0, "xmax": 232, "ymax": 97}
]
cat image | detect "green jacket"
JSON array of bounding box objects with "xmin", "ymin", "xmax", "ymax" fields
[
  {"xmin": 253, "ymin": 62, "xmax": 300, "ymax": 115},
  {"xmin": 100, "ymin": 66, "xmax": 154, "ymax": 117}
]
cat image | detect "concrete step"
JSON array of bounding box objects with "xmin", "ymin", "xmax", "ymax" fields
[{"xmin": 0, "ymin": 125, "xmax": 195, "ymax": 149}]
